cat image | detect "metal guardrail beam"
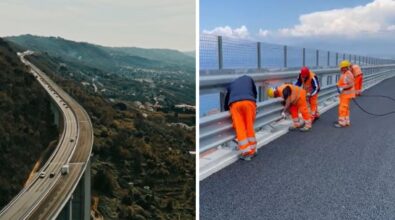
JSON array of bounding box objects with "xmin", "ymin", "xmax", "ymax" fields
[{"xmin": 200, "ymin": 65, "xmax": 395, "ymax": 95}]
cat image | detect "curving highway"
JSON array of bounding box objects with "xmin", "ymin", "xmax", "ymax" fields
[{"xmin": 0, "ymin": 51, "xmax": 93, "ymax": 220}]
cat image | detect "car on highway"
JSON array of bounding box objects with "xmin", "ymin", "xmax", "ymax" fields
[
  {"xmin": 39, "ymin": 172, "xmax": 46, "ymax": 178},
  {"xmin": 61, "ymin": 165, "xmax": 69, "ymax": 175},
  {"xmin": 49, "ymin": 172, "xmax": 55, "ymax": 178}
]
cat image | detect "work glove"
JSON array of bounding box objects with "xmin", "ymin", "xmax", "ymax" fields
[
  {"xmin": 281, "ymin": 111, "xmax": 287, "ymax": 119},
  {"xmin": 336, "ymin": 86, "xmax": 343, "ymax": 94}
]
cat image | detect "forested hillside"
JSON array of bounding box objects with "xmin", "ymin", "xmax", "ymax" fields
[
  {"xmin": 26, "ymin": 53, "xmax": 195, "ymax": 219},
  {"xmin": 0, "ymin": 38, "xmax": 58, "ymax": 207}
]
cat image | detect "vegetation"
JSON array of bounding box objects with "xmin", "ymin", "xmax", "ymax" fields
[
  {"xmin": 11, "ymin": 36, "xmax": 196, "ymax": 219},
  {"xmin": 6, "ymin": 35, "xmax": 195, "ymax": 72},
  {"xmin": 0, "ymin": 38, "xmax": 58, "ymax": 207}
]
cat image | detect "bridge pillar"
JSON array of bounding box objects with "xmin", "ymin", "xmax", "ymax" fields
[
  {"xmin": 57, "ymin": 198, "xmax": 72, "ymax": 220},
  {"xmin": 56, "ymin": 158, "xmax": 91, "ymax": 220},
  {"xmin": 82, "ymin": 158, "xmax": 91, "ymax": 220},
  {"xmin": 50, "ymin": 101, "xmax": 60, "ymax": 127}
]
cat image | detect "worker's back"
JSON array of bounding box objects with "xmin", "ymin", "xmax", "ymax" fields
[{"xmin": 224, "ymin": 75, "xmax": 257, "ymax": 110}]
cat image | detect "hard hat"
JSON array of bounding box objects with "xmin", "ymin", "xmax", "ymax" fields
[
  {"xmin": 267, "ymin": 87, "xmax": 275, "ymax": 98},
  {"xmin": 339, "ymin": 60, "xmax": 350, "ymax": 69},
  {"xmin": 300, "ymin": 67, "xmax": 310, "ymax": 78}
]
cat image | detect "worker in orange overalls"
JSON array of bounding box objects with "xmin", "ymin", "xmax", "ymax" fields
[
  {"xmin": 267, "ymin": 84, "xmax": 312, "ymax": 132},
  {"xmin": 350, "ymin": 63, "xmax": 363, "ymax": 96},
  {"xmin": 295, "ymin": 67, "xmax": 320, "ymax": 121},
  {"xmin": 224, "ymin": 75, "xmax": 257, "ymax": 160},
  {"xmin": 334, "ymin": 60, "xmax": 355, "ymax": 128}
]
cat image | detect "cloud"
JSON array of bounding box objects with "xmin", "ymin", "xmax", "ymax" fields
[
  {"xmin": 203, "ymin": 25, "xmax": 250, "ymax": 39},
  {"xmin": 278, "ymin": 0, "xmax": 395, "ymax": 38},
  {"xmin": 258, "ymin": 29, "xmax": 270, "ymax": 37},
  {"xmin": 387, "ymin": 25, "xmax": 395, "ymax": 31}
]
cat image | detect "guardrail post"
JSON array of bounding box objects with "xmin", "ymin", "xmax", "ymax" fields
[
  {"xmin": 217, "ymin": 36, "xmax": 223, "ymax": 70},
  {"xmin": 68, "ymin": 198, "xmax": 73, "ymax": 220},
  {"xmin": 284, "ymin": 45, "xmax": 287, "ymax": 68},
  {"xmin": 316, "ymin": 50, "xmax": 319, "ymax": 67},
  {"xmin": 336, "ymin": 53, "xmax": 339, "ymax": 66},
  {"xmin": 343, "ymin": 53, "xmax": 346, "ymax": 60},
  {"xmin": 257, "ymin": 42, "xmax": 261, "ymax": 70},
  {"xmin": 302, "ymin": 48, "xmax": 306, "ymax": 66},
  {"xmin": 327, "ymin": 51, "xmax": 330, "ymax": 67},
  {"xmin": 220, "ymin": 91, "xmax": 226, "ymax": 112},
  {"xmin": 349, "ymin": 54, "xmax": 352, "ymax": 61}
]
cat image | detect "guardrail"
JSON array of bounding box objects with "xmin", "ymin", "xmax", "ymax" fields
[{"xmin": 199, "ymin": 65, "xmax": 395, "ymax": 154}]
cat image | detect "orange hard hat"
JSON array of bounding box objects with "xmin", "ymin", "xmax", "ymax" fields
[{"xmin": 300, "ymin": 67, "xmax": 310, "ymax": 78}]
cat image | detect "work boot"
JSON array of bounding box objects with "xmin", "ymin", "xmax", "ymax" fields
[
  {"xmin": 239, "ymin": 150, "xmax": 257, "ymax": 161},
  {"xmin": 289, "ymin": 126, "xmax": 300, "ymax": 131},
  {"xmin": 289, "ymin": 121, "xmax": 304, "ymax": 131},
  {"xmin": 334, "ymin": 122, "xmax": 346, "ymax": 128},
  {"xmin": 299, "ymin": 126, "xmax": 311, "ymax": 132},
  {"xmin": 239, "ymin": 153, "xmax": 252, "ymax": 161}
]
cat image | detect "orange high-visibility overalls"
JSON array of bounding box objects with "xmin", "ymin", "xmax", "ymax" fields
[
  {"xmin": 337, "ymin": 70, "xmax": 355, "ymax": 126},
  {"xmin": 301, "ymin": 71, "xmax": 319, "ymax": 118},
  {"xmin": 229, "ymin": 100, "xmax": 257, "ymax": 155},
  {"xmin": 352, "ymin": 64, "xmax": 363, "ymax": 96},
  {"xmin": 277, "ymin": 84, "xmax": 312, "ymax": 128}
]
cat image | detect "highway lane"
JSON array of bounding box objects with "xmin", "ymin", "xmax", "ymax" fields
[
  {"xmin": 29, "ymin": 74, "xmax": 94, "ymax": 219},
  {"xmin": 201, "ymin": 76, "xmax": 395, "ymax": 220},
  {"xmin": 0, "ymin": 52, "xmax": 93, "ymax": 220}
]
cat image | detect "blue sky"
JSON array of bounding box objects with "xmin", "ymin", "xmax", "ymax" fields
[{"xmin": 201, "ymin": 0, "xmax": 395, "ymax": 57}]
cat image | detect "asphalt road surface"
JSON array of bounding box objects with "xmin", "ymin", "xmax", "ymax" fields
[{"xmin": 201, "ymin": 76, "xmax": 395, "ymax": 220}]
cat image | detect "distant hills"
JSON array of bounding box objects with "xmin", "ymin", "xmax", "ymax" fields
[
  {"xmin": 6, "ymin": 35, "xmax": 195, "ymax": 72},
  {"xmin": 183, "ymin": 51, "xmax": 195, "ymax": 58}
]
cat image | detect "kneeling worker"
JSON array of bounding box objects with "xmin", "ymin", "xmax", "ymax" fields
[
  {"xmin": 267, "ymin": 84, "xmax": 312, "ymax": 132},
  {"xmin": 295, "ymin": 67, "xmax": 320, "ymax": 120},
  {"xmin": 224, "ymin": 75, "xmax": 257, "ymax": 160},
  {"xmin": 335, "ymin": 60, "xmax": 355, "ymax": 128}
]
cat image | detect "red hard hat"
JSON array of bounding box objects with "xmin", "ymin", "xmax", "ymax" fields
[{"xmin": 300, "ymin": 67, "xmax": 310, "ymax": 78}]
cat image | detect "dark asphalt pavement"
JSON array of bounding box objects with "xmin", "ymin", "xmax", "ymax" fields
[{"xmin": 200, "ymin": 77, "xmax": 395, "ymax": 220}]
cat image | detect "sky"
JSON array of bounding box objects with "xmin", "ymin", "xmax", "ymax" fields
[
  {"xmin": 200, "ymin": 0, "xmax": 395, "ymax": 58},
  {"xmin": 0, "ymin": 0, "xmax": 195, "ymax": 51}
]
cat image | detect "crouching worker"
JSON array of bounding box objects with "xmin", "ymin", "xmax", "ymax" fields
[
  {"xmin": 335, "ymin": 60, "xmax": 355, "ymax": 128},
  {"xmin": 267, "ymin": 84, "xmax": 312, "ymax": 132},
  {"xmin": 224, "ymin": 75, "xmax": 257, "ymax": 160},
  {"xmin": 296, "ymin": 67, "xmax": 320, "ymax": 121}
]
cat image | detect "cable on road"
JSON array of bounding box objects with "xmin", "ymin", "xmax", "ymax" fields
[{"xmin": 352, "ymin": 94, "xmax": 395, "ymax": 116}]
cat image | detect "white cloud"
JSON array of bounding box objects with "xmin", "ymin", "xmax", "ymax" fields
[
  {"xmin": 278, "ymin": 0, "xmax": 395, "ymax": 38},
  {"xmin": 387, "ymin": 25, "xmax": 395, "ymax": 31},
  {"xmin": 203, "ymin": 25, "xmax": 250, "ymax": 39},
  {"xmin": 258, "ymin": 29, "xmax": 270, "ymax": 37}
]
